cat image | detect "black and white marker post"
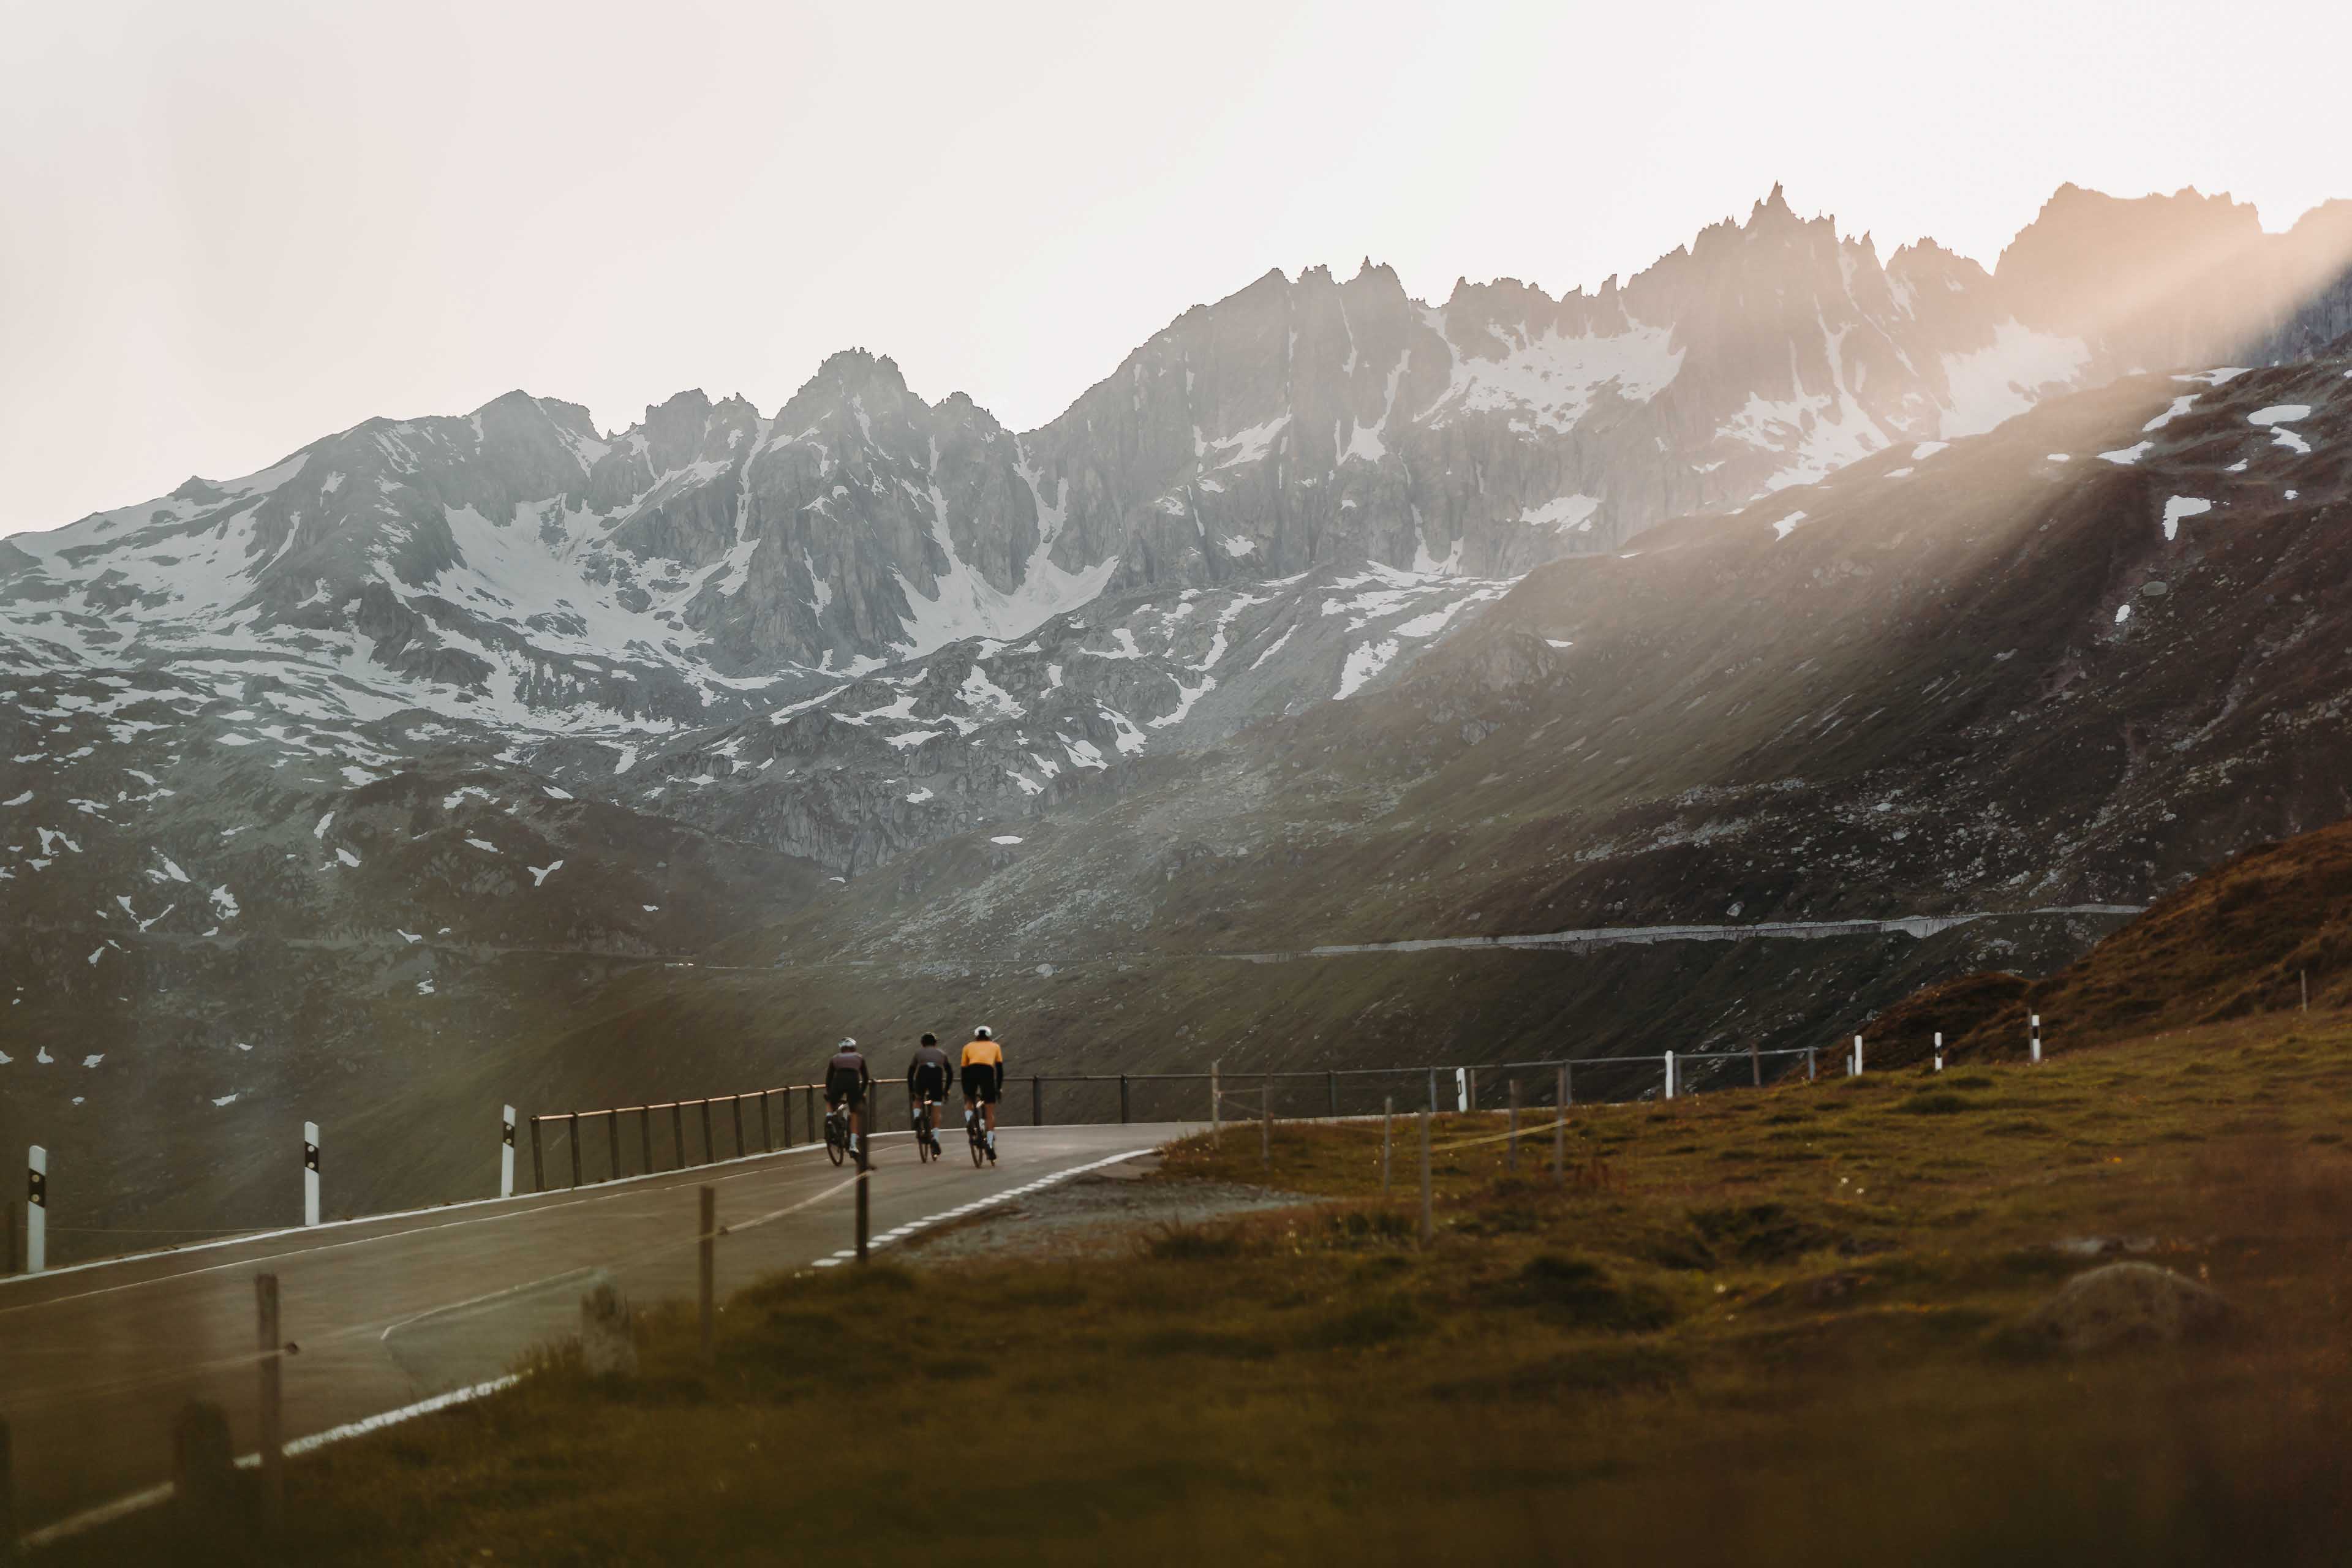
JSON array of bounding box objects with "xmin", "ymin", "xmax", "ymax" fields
[
  {"xmin": 501, "ymin": 1105, "xmax": 517, "ymax": 1199},
  {"xmin": 302, "ymin": 1123, "xmax": 321, "ymax": 1228},
  {"xmin": 2030, "ymin": 1013, "xmax": 2043, "ymax": 1065},
  {"xmin": 24, "ymin": 1147, "xmax": 44, "ymax": 1275}
]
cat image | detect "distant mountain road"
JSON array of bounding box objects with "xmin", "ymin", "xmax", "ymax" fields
[{"xmin": 1221, "ymin": 905, "xmax": 2146, "ymax": 962}]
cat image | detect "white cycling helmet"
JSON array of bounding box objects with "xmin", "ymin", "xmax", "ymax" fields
[
  {"xmin": 973, "ymin": 1026, "xmax": 992, "ymax": 1039},
  {"xmin": 839, "ymin": 1037, "xmax": 858, "ymax": 1050}
]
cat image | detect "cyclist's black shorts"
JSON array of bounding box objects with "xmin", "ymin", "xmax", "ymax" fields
[
  {"xmin": 909, "ymin": 1069, "xmax": 951, "ymax": 1101},
  {"xmin": 826, "ymin": 1077, "xmax": 867, "ymax": 1109},
  {"xmin": 961, "ymin": 1067, "xmax": 1001, "ymax": 1104}
]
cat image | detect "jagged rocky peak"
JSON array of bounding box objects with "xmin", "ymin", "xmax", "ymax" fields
[{"xmin": 1995, "ymin": 184, "xmax": 2352, "ymax": 369}]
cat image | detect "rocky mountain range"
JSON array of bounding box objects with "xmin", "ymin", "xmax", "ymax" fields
[{"xmin": 6, "ymin": 181, "xmax": 2352, "ymax": 1247}]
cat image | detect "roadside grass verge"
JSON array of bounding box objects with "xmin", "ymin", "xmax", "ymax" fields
[{"xmin": 49, "ymin": 1014, "xmax": 2352, "ymax": 1565}]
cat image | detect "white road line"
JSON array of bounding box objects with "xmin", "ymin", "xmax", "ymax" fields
[{"xmin": 21, "ymin": 1379, "xmax": 521, "ymax": 1551}]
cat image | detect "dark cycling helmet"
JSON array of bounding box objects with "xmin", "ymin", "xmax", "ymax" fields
[
  {"xmin": 974, "ymin": 1026, "xmax": 993, "ymax": 1039},
  {"xmin": 921, "ymin": 1033, "xmax": 938, "ymax": 1046}
]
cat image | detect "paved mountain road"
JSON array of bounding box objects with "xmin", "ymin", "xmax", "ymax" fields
[{"xmin": 0, "ymin": 1122, "xmax": 1185, "ymax": 1539}]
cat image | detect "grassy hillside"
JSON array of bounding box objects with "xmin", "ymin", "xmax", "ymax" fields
[
  {"xmin": 1868, "ymin": 814, "xmax": 2352, "ymax": 1067},
  {"xmin": 54, "ymin": 1009, "xmax": 2352, "ymax": 1566}
]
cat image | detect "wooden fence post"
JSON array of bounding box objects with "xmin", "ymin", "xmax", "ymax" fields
[
  {"xmin": 568, "ymin": 1112, "xmax": 582, "ymax": 1188},
  {"xmin": 700, "ymin": 1100, "xmax": 714, "ymax": 1164},
  {"xmin": 1507, "ymin": 1079, "xmax": 1520, "ymax": 1170},
  {"xmin": 530, "ymin": 1118, "xmax": 545, "ymax": 1192},
  {"xmin": 1327, "ymin": 1071, "xmax": 1338, "ymax": 1119},
  {"xmin": 1, "ymin": 1414, "xmax": 17, "ymax": 1564},
  {"xmin": 1750, "ymin": 1041, "xmax": 1761, "ymax": 1087},
  {"xmin": 1554, "ymin": 1066, "xmax": 1567, "ymax": 1189},
  {"xmin": 761, "ymin": 1091, "xmax": 774, "ymax": 1153},
  {"xmin": 1417, "ymin": 1110, "xmax": 1433, "ymax": 1246},
  {"xmin": 1382, "ymin": 1098, "xmax": 1393, "ymax": 1197},
  {"xmin": 641, "ymin": 1106, "xmax": 654, "ymax": 1169},
  {"xmin": 1211, "ymin": 1061, "xmax": 1221, "ymax": 1140},
  {"xmin": 698, "ymin": 1186, "xmax": 717, "ymax": 1360},
  {"xmin": 255, "ymin": 1274, "xmax": 284, "ymax": 1536},
  {"xmin": 732, "ymin": 1095, "xmax": 745, "ymax": 1158},
  {"xmin": 673, "ymin": 1103, "xmax": 687, "ymax": 1169},
  {"xmin": 1261, "ymin": 1084, "xmax": 1272, "ymax": 1167},
  {"xmin": 608, "ymin": 1110, "xmax": 622, "ymax": 1182}
]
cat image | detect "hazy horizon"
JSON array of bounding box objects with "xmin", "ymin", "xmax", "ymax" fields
[{"xmin": 6, "ymin": 0, "xmax": 2351, "ymax": 537}]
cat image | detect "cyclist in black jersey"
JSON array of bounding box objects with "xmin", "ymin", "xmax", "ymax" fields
[
  {"xmin": 824, "ymin": 1038, "xmax": 872, "ymax": 1159},
  {"xmin": 905, "ymin": 1032, "xmax": 954, "ymax": 1157}
]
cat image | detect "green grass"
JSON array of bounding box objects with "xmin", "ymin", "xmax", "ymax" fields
[{"xmin": 53, "ymin": 1014, "xmax": 2352, "ymax": 1566}]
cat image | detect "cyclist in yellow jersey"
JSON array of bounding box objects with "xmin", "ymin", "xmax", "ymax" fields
[{"xmin": 960, "ymin": 1026, "xmax": 1005, "ymax": 1163}]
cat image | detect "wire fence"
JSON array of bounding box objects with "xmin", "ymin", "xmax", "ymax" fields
[{"xmin": 522, "ymin": 1046, "xmax": 1834, "ymax": 1193}]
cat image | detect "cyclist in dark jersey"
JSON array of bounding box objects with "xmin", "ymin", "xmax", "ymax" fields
[
  {"xmin": 824, "ymin": 1038, "xmax": 872, "ymax": 1159},
  {"xmin": 905, "ymin": 1032, "xmax": 954, "ymax": 1157}
]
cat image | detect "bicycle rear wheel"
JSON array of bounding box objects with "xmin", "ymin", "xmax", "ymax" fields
[{"xmin": 826, "ymin": 1116, "xmax": 846, "ymax": 1167}]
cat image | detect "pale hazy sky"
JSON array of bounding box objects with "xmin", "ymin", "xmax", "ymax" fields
[{"xmin": 5, "ymin": 0, "xmax": 2349, "ymax": 536}]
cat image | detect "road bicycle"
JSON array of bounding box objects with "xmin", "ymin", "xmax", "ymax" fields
[
  {"xmin": 824, "ymin": 1099, "xmax": 853, "ymax": 1167},
  {"xmin": 965, "ymin": 1096, "xmax": 992, "ymax": 1167},
  {"xmin": 911, "ymin": 1095, "xmax": 943, "ymax": 1162}
]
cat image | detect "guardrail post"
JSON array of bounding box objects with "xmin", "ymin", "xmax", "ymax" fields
[
  {"xmin": 530, "ymin": 1118, "xmax": 545, "ymax": 1191},
  {"xmin": 1382, "ymin": 1098, "xmax": 1393, "ymax": 1197},
  {"xmin": 1261, "ymin": 1084, "xmax": 1272, "ymax": 1167},
  {"xmin": 255, "ymin": 1273, "xmax": 284, "ymax": 1536},
  {"xmin": 1934, "ymin": 1032, "xmax": 1944, "ymax": 1073},
  {"xmin": 568, "ymin": 1112, "xmax": 582, "ymax": 1188},
  {"xmin": 1211, "ymin": 1062, "xmax": 1221, "ymax": 1140},
  {"xmin": 1427, "ymin": 1067, "xmax": 1438, "ymax": 1112},
  {"xmin": 1807, "ymin": 1047, "xmax": 1817, "ymax": 1082},
  {"xmin": 303, "ymin": 1123, "xmax": 321, "ymax": 1226},
  {"xmin": 1751, "ymin": 1041, "xmax": 1761, "ymax": 1087},
  {"xmin": 699, "ymin": 1100, "xmax": 714, "ymax": 1164},
  {"xmin": 1327, "ymin": 1071, "xmax": 1338, "ymax": 1120},
  {"xmin": 698, "ymin": 1186, "xmax": 716, "ymax": 1362},
  {"xmin": 1417, "ymin": 1110, "xmax": 1433, "ymax": 1246},
  {"xmin": 608, "ymin": 1110, "xmax": 622, "ymax": 1182},
  {"xmin": 1507, "ymin": 1079, "xmax": 1520, "ymax": 1170},
  {"xmin": 500, "ymin": 1106, "xmax": 516, "ymax": 1198},
  {"xmin": 641, "ymin": 1107, "xmax": 654, "ymax": 1170},
  {"xmin": 1554, "ymin": 1066, "xmax": 1567, "ymax": 1188},
  {"xmin": 803, "ymin": 1088, "xmax": 814, "ymax": 1146},
  {"xmin": 731, "ymin": 1095, "xmax": 745, "ymax": 1158},
  {"xmin": 761, "ymin": 1092, "xmax": 774, "ymax": 1153},
  {"xmin": 1032, "ymin": 1076, "xmax": 1042, "ymax": 1128},
  {"xmin": 1562, "ymin": 1061, "xmax": 1573, "ymax": 1109},
  {"xmin": 1467, "ymin": 1066, "xmax": 1479, "ymax": 1112},
  {"xmin": 1119, "ymin": 1074, "xmax": 1130, "ymax": 1125},
  {"xmin": 674, "ymin": 1103, "xmax": 688, "ymax": 1169}
]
